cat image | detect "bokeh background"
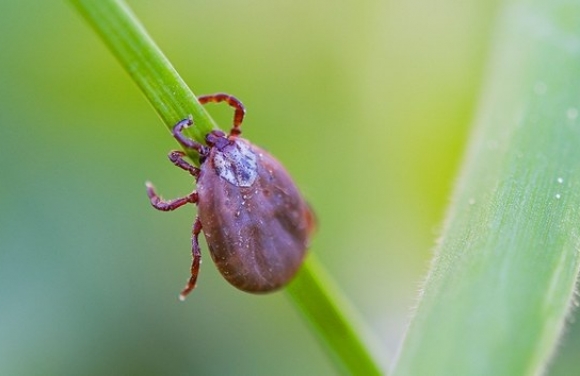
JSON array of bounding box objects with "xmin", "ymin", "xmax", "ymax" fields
[{"xmin": 1, "ymin": 1, "xmax": 579, "ymax": 375}]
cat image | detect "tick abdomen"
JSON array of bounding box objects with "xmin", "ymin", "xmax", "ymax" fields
[{"xmin": 197, "ymin": 140, "xmax": 312, "ymax": 292}]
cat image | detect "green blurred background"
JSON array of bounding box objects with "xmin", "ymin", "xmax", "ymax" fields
[{"xmin": 1, "ymin": 1, "xmax": 579, "ymax": 375}]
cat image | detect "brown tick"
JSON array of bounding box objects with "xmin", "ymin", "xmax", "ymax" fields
[{"xmin": 146, "ymin": 93, "xmax": 316, "ymax": 300}]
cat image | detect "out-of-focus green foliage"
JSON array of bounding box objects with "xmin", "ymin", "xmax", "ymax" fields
[
  {"xmin": 0, "ymin": 1, "xmax": 577, "ymax": 375},
  {"xmin": 393, "ymin": 1, "xmax": 580, "ymax": 374}
]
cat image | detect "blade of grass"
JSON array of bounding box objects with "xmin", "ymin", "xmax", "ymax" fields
[
  {"xmin": 392, "ymin": 1, "xmax": 580, "ymax": 375},
  {"xmin": 70, "ymin": 0, "xmax": 217, "ymax": 161},
  {"xmin": 287, "ymin": 256, "xmax": 385, "ymax": 376},
  {"xmin": 68, "ymin": 0, "xmax": 385, "ymax": 374}
]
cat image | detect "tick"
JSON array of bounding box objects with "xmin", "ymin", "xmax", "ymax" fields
[{"xmin": 146, "ymin": 93, "xmax": 316, "ymax": 300}]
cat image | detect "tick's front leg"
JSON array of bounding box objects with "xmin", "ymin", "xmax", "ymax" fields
[
  {"xmin": 145, "ymin": 182, "xmax": 198, "ymax": 211},
  {"xmin": 198, "ymin": 93, "xmax": 246, "ymax": 137},
  {"xmin": 179, "ymin": 216, "xmax": 203, "ymax": 300}
]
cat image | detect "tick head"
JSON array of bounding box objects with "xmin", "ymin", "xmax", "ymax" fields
[{"xmin": 205, "ymin": 130, "xmax": 230, "ymax": 151}]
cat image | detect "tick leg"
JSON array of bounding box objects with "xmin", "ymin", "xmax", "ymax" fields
[
  {"xmin": 198, "ymin": 93, "xmax": 246, "ymax": 138},
  {"xmin": 146, "ymin": 182, "xmax": 198, "ymax": 211},
  {"xmin": 179, "ymin": 216, "xmax": 203, "ymax": 300},
  {"xmin": 168, "ymin": 150, "xmax": 200, "ymax": 178},
  {"xmin": 172, "ymin": 117, "xmax": 207, "ymax": 153}
]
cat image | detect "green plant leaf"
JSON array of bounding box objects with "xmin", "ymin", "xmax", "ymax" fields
[
  {"xmin": 287, "ymin": 256, "xmax": 384, "ymax": 376},
  {"xmin": 392, "ymin": 1, "xmax": 580, "ymax": 375},
  {"xmin": 70, "ymin": 0, "xmax": 217, "ymax": 162}
]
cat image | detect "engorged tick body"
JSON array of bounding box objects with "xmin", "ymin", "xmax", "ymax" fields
[{"xmin": 146, "ymin": 94, "xmax": 315, "ymax": 300}]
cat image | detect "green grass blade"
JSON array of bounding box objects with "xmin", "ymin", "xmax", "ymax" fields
[
  {"xmin": 287, "ymin": 255, "xmax": 384, "ymax": 376},
  {"xmin": 69, "ymin": 0, "xmax": 385, "ymax": 374},
  {"xmin": 69, "ymin": 0, "xmax": 217, "ymax": 155},
  {"xmin": 392, "ymin": 1, "xmax": 580, "ymax": 375}
]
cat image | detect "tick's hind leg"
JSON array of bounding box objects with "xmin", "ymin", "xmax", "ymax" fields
[
  {"xmin": 179, "ymin": 216, "xmax": 203, "ymax": 300},
  {"xmin": 145, "ymin": 182, "xmax": 198, "ymax": 211}
]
